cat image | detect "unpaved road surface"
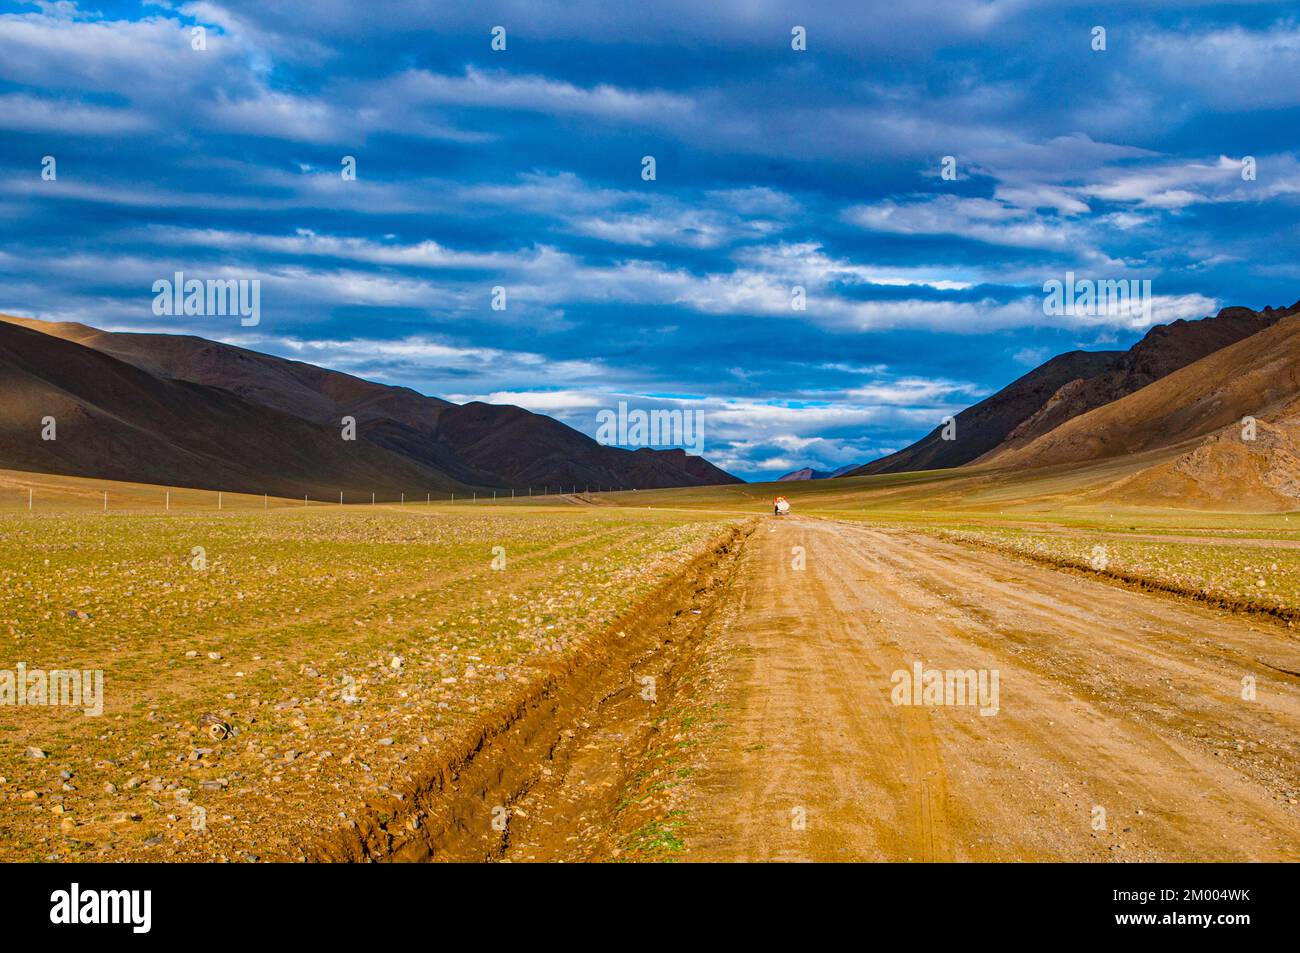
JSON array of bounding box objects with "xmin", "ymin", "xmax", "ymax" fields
[{"xmin": 684, "ymin": 517, "xmax": 1300, "ymax": 861}]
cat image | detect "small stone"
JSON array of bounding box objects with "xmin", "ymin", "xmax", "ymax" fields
[
  {"xmin": 25, "ymin": 747, "xmax": 46, "ymax": 759},
  {"xmin": 103, "ymin": 782, "xmax": 117, "ymax": 794},
  {"xmin": 207, "ymin": 652, "xmax": 222, "ymax": 661},
  {"xmin": 198, "ymin": 713, "xmax": 231, "ymax": 741}
]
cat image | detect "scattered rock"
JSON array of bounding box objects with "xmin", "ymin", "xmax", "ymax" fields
[
  {"xmin": 198, "ymin": 712, "xmax": 231, "ymax": 741},
  {"xmin": 25, "ymin": 747, "xmax": 46, "ymax": 759}
]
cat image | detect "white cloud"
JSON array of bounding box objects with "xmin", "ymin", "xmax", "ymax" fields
[
  {"xmin": 845, "ymin": 195, "xmax": 1080, "ymax": 252},
  {"xmin": 380, "ymin": 66, "xmax": 695, "ymax": 123},
  {"xmin": 1012, "ymin": 346, "xmax": 1050, "ymax": 366},
  {"xmin": 0, "ymin": 93, "xmax": 153, "ymax": 134},
  {"xmin": 1146, "ymin": 22, "xmax": 1300, "ymax": 109}
]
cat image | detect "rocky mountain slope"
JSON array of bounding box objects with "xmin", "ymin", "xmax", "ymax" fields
[{"xmin": 0, "ymin": 316, "xmax": 740, "ymax": 493}]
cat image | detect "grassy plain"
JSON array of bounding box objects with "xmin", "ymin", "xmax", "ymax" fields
[
  {"xmin": 0, "ymin": 469, "xmax": 733, "ymax": 861},
  {"xmin": 3, "ymin": 455, "xmax": 1298, "ymax": 862}
]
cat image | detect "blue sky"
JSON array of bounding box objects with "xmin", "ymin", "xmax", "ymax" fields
[{"xmin": 2, "ymin": 1, "xmax": 1298, "ymax": 479}]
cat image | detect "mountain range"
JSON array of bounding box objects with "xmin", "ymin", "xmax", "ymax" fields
[
  {"xmin": 846, "ymin": 302, "xmax": 1299, "ymax": 478},
  {"xmin": 775, "ymin": 465, "xmax": 859, "ymax": 481},
  {"xmin": 840, "ymin": 300, "xmax": 1300, "ymax": 509},
  {"xmin": 6, "ymin": 299, "xmax": 1300, "ymax": 509},
  {"xmin": 0, "ymin": 315, "xmax": 739, "ymax": 498}
]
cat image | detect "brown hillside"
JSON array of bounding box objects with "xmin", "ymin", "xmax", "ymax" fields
[
  {"xmin": 847, "ymin": 303, "xmax": 1292, "ymax": 477},
  {"xmin": 984, "ymin": 312, "xmax": 1300, "ymax": 470},
  {"xmin": 0, "ymin": 320, "xmax": 467, "ymax": 498},
  {"xmin": 1100, "ymin": 414, "xmax": 1300, "ymax": 511},
  {"xmin": 846, "ymin": 349, "xmax": 1121, "ymax": 476},
  {"xmin": 998, "ymin": 302, "xmax": 1297, "ymax": 453},
  {"xmin": 0, "ymin": 316, "xmax": 739, "ymax": 490}
]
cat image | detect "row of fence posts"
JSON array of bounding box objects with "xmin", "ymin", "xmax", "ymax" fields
[{"xmin": 20, "ymin": 483, "xmax": 635, "ymax": 512}]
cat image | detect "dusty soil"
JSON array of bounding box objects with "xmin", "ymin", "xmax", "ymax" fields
[
  {"xmin": 309, "ymin": 522, "xmax": 751, "ymax": 862},
  {"xmin": 679, "ymin": 517, "xmax": 1300, "ymax": 861},
  {"xmin": 331, "ymin": 513, "xmax": 1300, "ymax": 863}
]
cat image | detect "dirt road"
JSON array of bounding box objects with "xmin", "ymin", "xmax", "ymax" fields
[{"xmin": 684, "ymin": 517, "xmax": 1300, "ymax": 861}]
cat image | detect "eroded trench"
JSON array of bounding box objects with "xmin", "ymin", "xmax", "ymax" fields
[{"xmin": 308, "ymin": 519, "xmax": 753, "ymax": 862}]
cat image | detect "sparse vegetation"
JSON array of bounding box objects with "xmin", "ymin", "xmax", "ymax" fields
[
  {"xmin": 933, "ymin": 526, "xmax": 1300, "ymax": 617},
  {"xmin": 0, "ymin": 498, "xmax": 729, "ymax": 861}
]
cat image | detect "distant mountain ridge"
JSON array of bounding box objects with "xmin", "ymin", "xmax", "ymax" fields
[
  {"xmin": 845, "ymin": 302, "xmax": 1299, "ymax": 478},
  {"xmin": 988, "ymin": 303, "xmax": 1298, "ymax": 460},
  {"xmin": 986, "ymin": 309, "xmax": 1300, "ymax": 472},
  {"xmin": 777, "ymin": 464, "xmax": 857, "ymax": 481},
  {"xmin": 0, "ymin": 316, "xmax": 740, "ymax": 495}
]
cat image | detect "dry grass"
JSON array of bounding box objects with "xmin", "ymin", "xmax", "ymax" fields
[{"xmin": 0, "ymin": 495, "xmax": 733, "ymax": 862}]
